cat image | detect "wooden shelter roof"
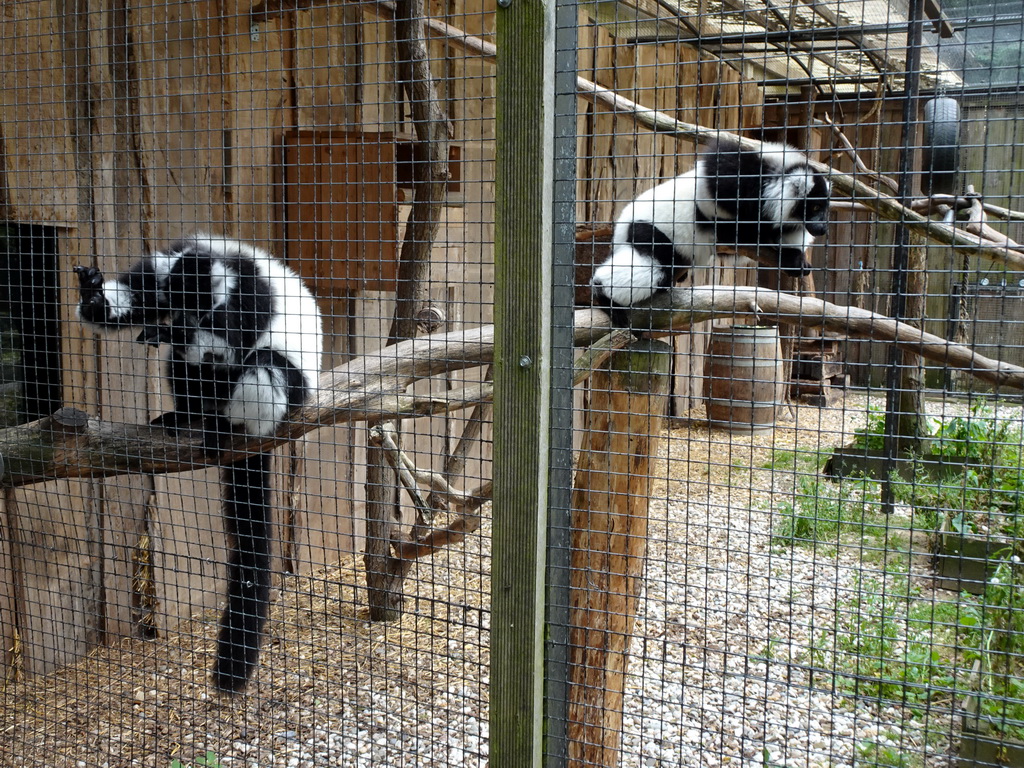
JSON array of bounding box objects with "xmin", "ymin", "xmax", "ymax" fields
[{"xmin": 581, "ymin": 0, "xmax": 964, "ymax": 94}]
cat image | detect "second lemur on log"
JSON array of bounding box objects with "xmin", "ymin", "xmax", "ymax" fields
[
  {"xmin": 75, "ymin": 233, "xmax": 323, "ymax": 692},
  {"xmin": 591, "ymin": 139, "xmax": 831, "ymax": 325}
]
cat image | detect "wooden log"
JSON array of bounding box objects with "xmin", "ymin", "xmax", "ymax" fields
[
  {"xmin": 895, "ymin": 234, "xmax": 931, "ymax": 454},
  {"xmin": 567, "ymin": 339, "xmax": 673, "ymax": 768},
  {"xmin": 0, "ymin": 489, "xmax": 21, "ymax": 676},
  {"xmin": 2, "ymin": 290, "xmax": 1024, "ymax": 489},
  {"xmin": 363, "ymin": 441, "xmax": 409, "ymax": 622}
]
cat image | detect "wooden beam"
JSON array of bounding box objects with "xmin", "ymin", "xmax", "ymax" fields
[{"xmin": 490, "ymin": 0, "xmax": 569, "ymax": 761}]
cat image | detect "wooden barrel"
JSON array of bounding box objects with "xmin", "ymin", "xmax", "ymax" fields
[{"xmin": 704, "ymin": 325, "xmax": 785, "ymax": 432}]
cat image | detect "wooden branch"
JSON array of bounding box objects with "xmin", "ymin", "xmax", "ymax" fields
[
  {"xmin": 909, "ymin": 194, "xmax": 1024, "ymax": 223},
  {"xmin": 350, "ymin": 333, "xmax": 641, "ymax": 562},
  {"xmin": 977, "ymin": 201, "xmax": 1024, "ymax": 223},
  {"xmin": 428, "ymin": 363, "xmax": 494, "ymax": 514},
  {"xmin": 394, "ymin": 479, "xmax": 493, "ymax": 560},
  {"xmin": 830, "ymin": 201, "xmax": 878, "ymax": 214},
  {"xmin": 963, "ymin": 186, "xmax": 1021, "ymax": 250},
  {"xmin": 366, "ymin": 418, "xmax": 495, "ymax": 562},
  {"xmin": 4, "ymin": 289, "xmax": 1023, "ymax": 487},
  {"xmin": 635, "ymin": 286, "xmax": 1024, "ymax": 389},
  {"xmin": 351, "ymin": 332, "xmax": 640, "ymax": 564},
  {"xmin": 387, "ymin": 0, "xmax": 451, "ymax": 343},
  {"xmin": 813, "ymin": 115, "xmax": 899, "ymax": 193},
  {"xmin": 369, "ymin": 422, "xmax": 436, "ymax": 524},
  {"xmin": 363, "ymin": 0, "xmax": 454, "ymax": 622},
  {"xmin": 0, "ymin": 380, "xmax": 495, "ymax": 487}
]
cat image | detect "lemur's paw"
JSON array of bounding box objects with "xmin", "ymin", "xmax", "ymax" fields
[
  {"xmin": 73, "ymin": 265, "xmax": 103, "ymax": 290},
  {"xmin": 137, "ymin": 325, "xmax": 173, "ymax": 347},
  {"xmin": 73, "ymin": 265, "xmax": 106, "ymax": 309},
  {"xmin": 777, "ymin": 248, "xmax": 812, "ymax": 277}
]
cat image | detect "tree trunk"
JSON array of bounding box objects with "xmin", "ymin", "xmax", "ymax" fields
[
  {"xmin": 362, "ymin": 0, "xmax": 451, "ymax": 620},
  {"xmin": 566, "ymin": 339, "xmax": 673, "ymax": 768},
  {"xmin": 896, "ymin": 235, "xmax": 930, "ymax": 455}
]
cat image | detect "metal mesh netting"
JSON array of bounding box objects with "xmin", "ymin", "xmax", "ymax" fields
[{"xmin": 0, "ymin": 1, "xmax": 1021, "ymax": 767}]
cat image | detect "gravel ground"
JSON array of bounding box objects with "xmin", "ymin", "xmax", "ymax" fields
[
  {"xmin": 621, "ymin": 413, "xmax": 949, "ymax": 767},
  {"xmin": 0, "ymin": 392, "xmax": 984, "ymax": 767}
]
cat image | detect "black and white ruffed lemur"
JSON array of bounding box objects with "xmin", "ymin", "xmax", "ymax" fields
[
  {"xmin": 75, "ymin": 233, "xmax": 323, "ymax": 692},
  {"xmin": 590, "ymin": 139, "xmax": 831, "ymax": 325}
]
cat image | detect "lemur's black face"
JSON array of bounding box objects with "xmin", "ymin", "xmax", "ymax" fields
[{"xmin": 802, "ymin": 175, "xmax": 831, "ymax": 237}]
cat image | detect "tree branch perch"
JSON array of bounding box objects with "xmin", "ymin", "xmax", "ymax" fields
[{"xmin": 2, "ymin": 288, "xmax": 1022, "ymax": 488}]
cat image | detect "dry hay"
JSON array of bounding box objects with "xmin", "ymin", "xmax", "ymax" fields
[{"xmin": 0, "ymin": 530, "xmax": 493, "ymax": 768}]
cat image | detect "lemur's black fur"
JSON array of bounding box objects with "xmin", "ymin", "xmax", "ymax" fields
[
  {"xmin": 591, "ymin": 140, "xmax": 831, "ymax": 325},
  {"xmin": 76, "ymin": 234, "xmax": 322, "ymax": 692}
]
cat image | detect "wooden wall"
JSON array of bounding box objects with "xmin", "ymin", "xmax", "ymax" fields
[{"xmin": 0, "ymin": 0, "xmax": 771, "ymax": 678}]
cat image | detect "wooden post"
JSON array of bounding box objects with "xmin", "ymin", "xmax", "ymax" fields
[
  {"xmin": 895, "ymin": 234, "xmax": 930, "ymax": 455},
  {"xmin": 567, "ymin": 339, "xmax": 674, "ymax": 768},
  {"xmin": 491, "ymin": 0, "xmax": 578, "ymax": 763}
]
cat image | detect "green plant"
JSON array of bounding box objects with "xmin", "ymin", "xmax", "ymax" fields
[
  {"xmin": 813, "ymin": 569, "xmax": 978, "ymax": 721},
  {"xmin": 850, "ymin": 406, "xmax": 889, "ymax": 451},
  {"xmin": 771, "ymin": 475, "xmax": 889, "ymax": 549},
  {"xmin": 170, "ymin": 753, "xmax": 222, "ymax": 768},
  {"xmin": 855, "ymin": 736, "xmax": 916, "ymax": 767},
  {"xmin": 762, "ymin": 449, "xmax": 797, "ymax": 471},
  {"xmin": 969, "ymin": 556, "xmax": 1024, "ymax": 741},
  {"xmin": 932, "ymin": 402, "xmax": 1013, "ymax": 461},
  {"xmin": 852, "ymin": 401, "xmax": 1022, "ymax": 470},
  {"xmin": 882, "ymin": 404, "xmax": 1024, "ymax": 535},
  {"xmin": 800, "ymin": 405, "xmax": 1024, "ymax": 742},
  {"xmin": 759, "ymin": 448, "xmax": 829, "ymax": 473}
]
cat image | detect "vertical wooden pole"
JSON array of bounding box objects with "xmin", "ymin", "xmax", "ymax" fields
[
  {"xmin": 881, "ymin": 0, "xmax": 926, "ymax": 513},
  {"xmin": 491, "ymin": 0, "xmax": 554, "ymax": 759},
  {"xmin": 492, "ymin": 0, "xmax": 577, "ymax": 765},
  {"xmin": 0, "ymin": 490, "xmax": 23, "ymax": 679},
  {"xmin": 567, "ymin": 339, "xmax": 674, "ymax": 768},
  {"xmin": 895, "ymin": 234, "xmax": 929, "ymax": 454},
  {"xmin": 363, "ymin": 0, "xmax": 450, "ymax": 621}
]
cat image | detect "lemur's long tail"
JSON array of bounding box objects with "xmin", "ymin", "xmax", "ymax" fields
[{"xmin": 213, "ymin": 451, "xmax": 273, "ymax": 692}]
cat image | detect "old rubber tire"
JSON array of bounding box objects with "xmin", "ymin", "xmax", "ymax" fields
[{"xmin": 921, "ymin": 96, "xmax": 961, "ymax": 196}]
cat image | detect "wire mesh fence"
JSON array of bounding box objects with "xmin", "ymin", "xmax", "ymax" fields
[{"xmin": 0, "ymin": 0, "xmax": 1022, "ymax": 767}]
